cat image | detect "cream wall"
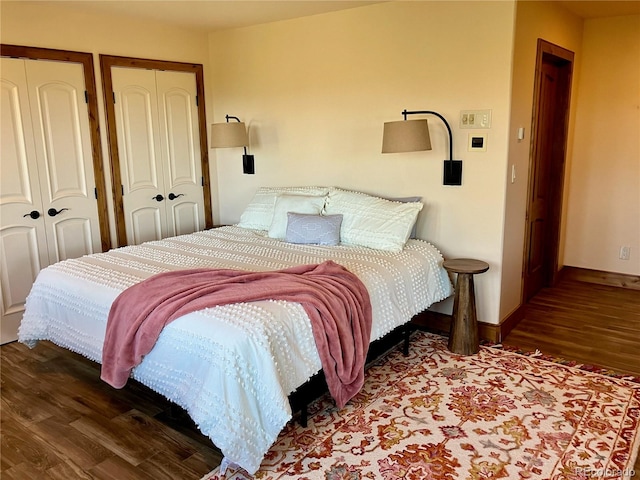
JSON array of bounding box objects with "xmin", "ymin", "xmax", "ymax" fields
[
  {"xmin": 209, "ymin": 1, "xmax": 517, "ymax": 324},
  {"xmin": 500, "ymin": 0, "xmax": 583, "ymax": 319},
  {"xmin": 0, "ymin": 1, "xmax": 212, "ymax": 247},
  {"xmin": 563, "ymin": 15, "xmax": 640, "ymax": 275},
  {"xmin": 10, "ymin": 1, "xmax": 631, "ymax": 327},
  {"xmin": 501, "ymin": 4, "xmax": 640, "ymax": 322}
]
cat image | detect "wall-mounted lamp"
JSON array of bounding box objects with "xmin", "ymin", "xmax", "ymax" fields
[
  {"xmin": 382, "ymin": 109, "xmax": 462, "ymax": 186},
  {"xmin": 210, "ymin": 115, "xmax": 255, "ymax": 174}
]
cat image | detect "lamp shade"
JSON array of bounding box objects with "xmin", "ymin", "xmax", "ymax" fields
[
  {"xmin": 210, "ymin": 121, "xmax": 249, "ymax": 148},
  {"xmin": 382, "ymin": 119, "xmax": 432, "ymax": 153}
]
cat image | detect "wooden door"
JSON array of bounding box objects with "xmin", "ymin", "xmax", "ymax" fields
[
  {"xmin": 0, "ymin": 57, "xmax": 102, "ymax": 343},
  {"xmin": 156, "ymin": 70, "xmax": 204, "ymax": 237},
  {"xmin": 111, "ymin": 67, "xmax": 166, "ymax": 244},
  {"xmin": 523, "ymin": 40, "xmax": 573, "ymax": 302},
  {"xmin": 25, "ymin": 59, "xmax": 102, "ymax": 261},
  {"xmin": 0, "ymin": 58, "xmax": 49, "ymax": 343},
  {"xmin": 111, "ymin": 68, "xmax": 204, "ymax": 244},
  {"xmin": 101, "ymin": 55, "xmax": 212, "ymax": 247}
]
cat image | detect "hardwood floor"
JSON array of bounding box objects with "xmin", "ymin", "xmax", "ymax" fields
[
  {"xmin": 1, "ymin": 278, "xmax": 638, "ymax": 479},
  {"xmin": 1, "ymin": 341, "xmax": 223, "ymax": 479},
  {"xmin": 502, "ymin": 278, "xmax": 640, "ymax": 479},
  {"xmin": 502, "ymin": 278, "xmax": 640, "ymax": 378}
]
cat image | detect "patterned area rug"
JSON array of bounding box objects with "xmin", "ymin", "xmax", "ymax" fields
[{"xmin": 203, "ymin": 331, "xmax": 640, "ymax": 480}]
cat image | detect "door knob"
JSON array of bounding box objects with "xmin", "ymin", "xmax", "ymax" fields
[
  {"xmin": 23, "ymin": 210, "xmax": 41, "ymax": 220},
  {"xmin": 152, "ymin": 194, "xmax": 165, "ymax": 202},
  {"xmin": 168, "ymin": 193, "xmax": 184, "ymax": 200},
  {"xmin": 47, "ymin": 208, "xmax": 69, "ymax": 217}
]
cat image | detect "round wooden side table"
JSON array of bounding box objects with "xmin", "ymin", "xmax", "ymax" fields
[{"xmin": 443, "ymin": 258, "xmax": 489, "ymax": 355}]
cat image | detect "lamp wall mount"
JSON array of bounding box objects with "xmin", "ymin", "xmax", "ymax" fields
[{"xmin": 242, "ymin": 153, "xmax": 255, "ymax": 175}]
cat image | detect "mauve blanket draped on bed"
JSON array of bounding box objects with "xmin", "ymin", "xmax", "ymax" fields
[{"xmin": 100, "ymin": 260, "xmax": 372, "ymax": 409}]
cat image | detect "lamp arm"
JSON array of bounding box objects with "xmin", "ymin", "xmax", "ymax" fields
[
  {"xmin": 401, "ymin": 109, "xmax": 453, "ymax": 161},
  {"xmin": 224, "ymin": 115, "xmax": 246, "ymax": 153}
]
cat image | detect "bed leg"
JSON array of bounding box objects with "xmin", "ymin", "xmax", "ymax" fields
[
  {"xmin": 403, "ymin": 325, "xmax": 411, "ymax": 356},
  {"xmin": 300, "ymin": 404, "xmax": 308, "ymax": 428},
  {"xmin": 170, "ymin": 403, "xmax": 181, "ymax": 419}
]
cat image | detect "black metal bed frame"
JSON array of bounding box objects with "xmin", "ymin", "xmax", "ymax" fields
[{"xmin": 288, "ymin": 322, "xmax": 413, "ymax": 427}]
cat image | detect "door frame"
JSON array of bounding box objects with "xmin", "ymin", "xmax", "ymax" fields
[
  {"xmin": 1, "ymin": 44, "xmax": 112, "ymax": 252},
  {"xmin": 522, "ymin": 39, "xmax": 574, "ymax": 301},
  {"xmin": 100, "ymin": 55, "xmax": 212, "ymax": 247}
]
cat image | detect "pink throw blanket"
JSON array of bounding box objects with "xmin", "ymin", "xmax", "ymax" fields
[{"xmin": 101, "ymin": 260, "xmax": 372, "ymax": 409}]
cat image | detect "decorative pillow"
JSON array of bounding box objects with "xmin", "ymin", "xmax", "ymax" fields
[
  {"xmin": 237, "ymin": 186, "xmax": 330, "ymax": 230},
  {"xmin": 285, "ymin": 213, "xmax": 343, "ymax": 246},
  {"xmin": 324, "ymin": 188, "xmax": 423, "ymax": 252},
  {"xmin": 267, "ymin": 194, "xmax": 326, "ymax": 239}
]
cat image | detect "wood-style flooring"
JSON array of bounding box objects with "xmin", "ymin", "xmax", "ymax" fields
[
  {"xmin": 503, "ymin": 278, "xmax": 640, "ymax": 378},
  {"xmin": 502, "ymin": 278, "xmax": 640, "ymax": 479},
  {"xmin": 1, "ymin": 279, "xmax": 639, "ymax": 479},
  {"xmin": 1, "ymin": 342, "xmax": 223, "ymax": 479}
]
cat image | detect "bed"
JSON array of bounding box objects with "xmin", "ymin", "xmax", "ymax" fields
[{"xmin": 18, "ymin": 187, "xmax": 453, "ymax": 475}]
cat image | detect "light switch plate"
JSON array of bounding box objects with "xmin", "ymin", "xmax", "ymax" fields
[{"xmin": 460, "ymin": 109, "xmax": 492, "ymax": 129}]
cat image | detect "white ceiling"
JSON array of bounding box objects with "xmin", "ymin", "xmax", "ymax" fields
[
  {"xmin": 557, "ymin": 0, "xmax": 640, "ymax": 18},
  {"xmin": 12, "ymin": 1, "xmax": 385, "ymax": 32},
  {"xmin": 5, "ymin": 0, "xmax": 640, "ymax": 32}
]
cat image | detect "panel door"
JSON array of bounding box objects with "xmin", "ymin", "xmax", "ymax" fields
[
  {"xmin": 0, "ymin": 58, "xmax": 49, "ymax": 344},
  {"xmin": 156, "ymin": 70, "xmax": 204, "ymax": 237},
  {"xmin": 0, "ymin": 58, "xmax": 101, "ymax": 344},
  {"xmin": 525, "ymin": 60, "xmax": 560, "ymax": 301},
  {"xmin": 111, "ymin": 67, "xmax": 167, "ymax": 245},
  {"xmin": 25, "ymin": 59, "xmax": 102, "ymax": 262}
]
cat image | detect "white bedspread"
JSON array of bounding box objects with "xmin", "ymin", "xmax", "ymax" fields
[{"xmin": 18, "ymin": 226, "xmax": 452, "ymax": 474}]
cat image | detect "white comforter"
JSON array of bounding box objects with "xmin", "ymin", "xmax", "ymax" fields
[{"xmin": 18, "ymin": 226, "xmax": 452, "ymax": 474}]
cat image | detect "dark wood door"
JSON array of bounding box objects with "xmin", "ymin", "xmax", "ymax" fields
[{"xmin": 523, "ymin": 40, "xmax": 574, "ymax": 302}]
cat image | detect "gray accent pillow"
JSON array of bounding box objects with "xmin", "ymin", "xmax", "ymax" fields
[{"xmin": 285, "ymin": 213, "xmax": 343, "ymax": 246}]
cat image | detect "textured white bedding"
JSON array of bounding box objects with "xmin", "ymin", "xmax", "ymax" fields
[{"xmin": 18, "ymin": 226, "xmax": 452, "ymax": 474}]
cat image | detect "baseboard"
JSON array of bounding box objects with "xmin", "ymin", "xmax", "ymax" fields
[
  {"xmin": 494, "ymin": 304, "xmax": 526, "ymax": 342},
  {"xmin": 560, "ymin": 266, "xmax": 640, "ymax": 291},
  {"xmin": 411, "ymin": 310, "xmax": 451, "ymax": 337},
  {"xmin": 410, "ymin": 266, "xmax": 640, "ymax": 345},
  {"xmin": 411, "ymin": 308, "xmax": 524, "ymax": 344}
]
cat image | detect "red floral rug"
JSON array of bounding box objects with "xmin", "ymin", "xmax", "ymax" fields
[{"xmin": 203, "ymin": 331, "xmax": 640, "ymax": 480}]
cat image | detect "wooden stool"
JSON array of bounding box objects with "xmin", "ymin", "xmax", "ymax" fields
[{"xmin": 443, "ymin": 258, "xmax": 489, "ymax": 355}]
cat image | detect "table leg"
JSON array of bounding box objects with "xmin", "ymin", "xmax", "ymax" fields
[{"xmin": 448, "ymin": 272, "xmax": 480, "ymax": 355}]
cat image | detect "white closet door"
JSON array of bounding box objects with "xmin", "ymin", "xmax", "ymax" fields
[
  {"xmin": 112, "ymin": 67, "xmax": 204, "ymax": 244},
  {"xmin": 112, "ymin": 67, "xmax": 167, "ymax": 245},
  {"xmin": 0, "ymin": 58, "xmax": 49, "ymax": 344},
  {"xmin": 0, "ymin": 58, "xmax": 100, "ymax": 344},
  {"xmin": 156, "ymin": 70, "xmax": 204, "ymax": 237},
  {"xmin": 25, "ymin": 60, "xmax": 102, "ymax": 262}
]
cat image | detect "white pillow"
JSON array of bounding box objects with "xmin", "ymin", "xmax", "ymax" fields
[
  {"xmin": 268, "ymin": 194, "xmax": 326, "ymax": 239},
  {"xmin": 324, "ymin": 188, "xmax": 423, "ymax": 252},
  {"xmin": 237, "ymin": 186, "xmax": 330, "ymax": 230},
  {"xmin": 385, "ymin": 196, "xmax": 422, "ymax": 239}
]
